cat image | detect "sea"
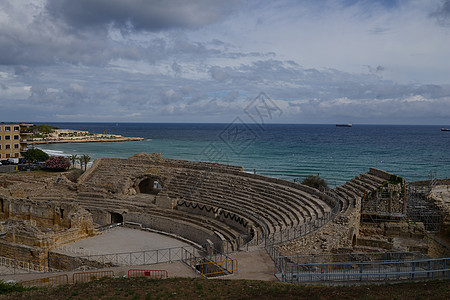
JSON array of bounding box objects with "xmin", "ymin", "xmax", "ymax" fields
[{"xmin": 35, "ymin": 123, "xmax": 450, "ymax": 187}]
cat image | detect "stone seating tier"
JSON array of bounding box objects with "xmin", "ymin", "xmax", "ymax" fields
[{"xmin": 163, "ymin": 169, "xmax": 330, "ymax": 231}]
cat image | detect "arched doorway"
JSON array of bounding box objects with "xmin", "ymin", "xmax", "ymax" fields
[{"xmin": 136, "ymin": 177, "xmax": 162, "ymax": 195}]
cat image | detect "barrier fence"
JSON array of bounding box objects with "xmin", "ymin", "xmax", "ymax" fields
[
  {"xmin": 281, "ymin": 257, "xmax": 450, "ymax": 284},
  {"xmin": 127, "ymin": 269, "xmax": 168, "ymax": 279},
  {"xmin": 77, "ymin": 245, "xmax": 202, "ymax": 267},
  {"xmin": 73, "ymin": 270, "xmax": 115, "ymax": 283},
  {"xmin": 20, "ymin": 274, "xmax": 69, "ymax": 288},
  {"xmin": 18, "ymin": 268, "xmax": 169, "ymax": 288}
]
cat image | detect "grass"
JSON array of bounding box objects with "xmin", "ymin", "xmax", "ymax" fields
[
  {"xmin": 0, "ymin": 277, "xmax": 448, "ymax": 300},
  {"xmin": 0, "ymin": 280, "xmax": 35, "ymax": 295}
]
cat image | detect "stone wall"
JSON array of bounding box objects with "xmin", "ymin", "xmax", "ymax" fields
[
  {"xmin": 368, "ymin": 168, "xmax": 393, "ymax": 181},
  {"xmin": 0, "ymin": 196, "xmax": 97, "ymax": 261},
  {"xmin": 125, "ymin": 212, "xmax": 223, "ymax": 249},
  {"xmin": 48, "ymin": 251, "xmax": 111, "ymax": 271}
]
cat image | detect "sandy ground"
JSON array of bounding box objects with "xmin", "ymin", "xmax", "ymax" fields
[
  {"xmin": 53, "ymin": 227, "xmax": 191, "ymax": 255},
  {"xmin": 0, "ymin": 228, "xmax": 278, "ymax": 284}
]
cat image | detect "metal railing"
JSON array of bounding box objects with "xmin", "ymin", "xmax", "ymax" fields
[
  {"xmin": 75, "ymin": 245, "xmax": 202, "ymax": 267},
  {"xmin": 281, "ymin": 257, "xmax": 450, "ymax": 284}
]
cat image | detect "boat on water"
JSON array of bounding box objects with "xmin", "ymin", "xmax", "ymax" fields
[
  {"xmin": 336, "ymin": 124, "xmax": 352, "ymax": 127},
  {"xmin": 441, "ymin": 128, "xmax": 450, "ymax": 131}
]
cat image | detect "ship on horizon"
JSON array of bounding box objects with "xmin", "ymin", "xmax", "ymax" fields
[{"xmin": 336, "ymin": 123, "xmax": 352, "ymax": 127}]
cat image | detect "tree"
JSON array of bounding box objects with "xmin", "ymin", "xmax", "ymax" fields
[
  {"xmin": 78, "ymin": 157, "xmax": 84, "ymax": 171},
  {"xmin": 68, "ymin": 154, "xmax": 79, "ymax": 168},
  {"xmin": 301, "ymin": 174, "xmax": 328, "ymax": 191},
  {"xmin": 81, "ymin": 154, "xmax": 91, "ymax": 171},
  {"xmin": 22, "ymin": 148, "xmax": 49, "ymax": 162},
  {"xmin": 29, "ymin": 124, "xmax": 58, "ymax": 134},
  {"xmin": 44, "ymin": 156, "xmax": 71, "ymax": 171}
]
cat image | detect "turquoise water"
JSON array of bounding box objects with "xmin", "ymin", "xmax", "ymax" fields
[{"xmin": 37, "ymin": 123, "xmax": 450, "ymax": 187}]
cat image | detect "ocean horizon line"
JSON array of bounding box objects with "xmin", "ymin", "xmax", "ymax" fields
[{"xmin": 27, "ymin": 122, "xmax": 450, "ymax": 127}]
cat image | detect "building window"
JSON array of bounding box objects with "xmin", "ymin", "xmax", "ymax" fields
[
  {"xmin": 13, "ymin": 135, "xmax": 19, "ymax": 140},
  {"xmin": 14, "ymin": 153, "xmax": 19, "ymax": 158},
  {"xmin": 0, "ymin": 145, "xmax": 1, "ymax": 150},
  {"xmin": 14, "ymin": 126, "xmax": 19, "ymax": 131},
  {"xmin": 6, "ymin": 145, "xmax": 11, "ymax": 149},
  {"xmin": 14, "ymin": 144, "xmax": 19, "ymax": 149},
  {"xmin": 5, "ymin": 126, "xmax": 10, "ymax": 131},
  {"xmin": 0, "ymin": 136, "xmax": 2, "ymax": 140},
  {"xmin": 5, "ymin": 135, "xmax": 10, "ymax": 140},
  {"xmin": 6, "ymin": 154, "xmax": 10, "ymax": 158}
]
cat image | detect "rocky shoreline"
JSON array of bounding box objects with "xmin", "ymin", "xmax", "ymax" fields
[{"xmin": 31, "ymin": 137, "xmax": 146, "ymax": 144}]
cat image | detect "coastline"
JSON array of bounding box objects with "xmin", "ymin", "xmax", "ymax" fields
[{"xmin": 31, "ymin": 137, "xmax": 146, "ymax": 144}]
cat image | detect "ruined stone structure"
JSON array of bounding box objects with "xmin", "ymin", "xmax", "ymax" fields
[
  {"xmin": 0, "ymin": 196, "xmax": 97, "ymax": 264},
  {"xmin": 1, "ymin": 153, "xmax": 447, "ymax": 268},
  {"xmin": 72, "ymin": 153, "xmax": 337, "ymax": 252}
]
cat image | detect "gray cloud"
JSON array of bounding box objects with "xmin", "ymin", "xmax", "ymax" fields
[
  {"xmin": 432, "ymin": 0, "xmax": 450, "ymax": 26},
  {"xmin": 46, "ymin": 0, "xmax": 240, "ymax": 32}
]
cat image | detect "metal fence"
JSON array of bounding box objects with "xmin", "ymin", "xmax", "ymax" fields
[
  {"xmin": 128, "ymin": 269, "xmax": 168, "ymax": 279},
  {"xmin": 20, "ymin": 274, "xmax": 69, "ymax": 288},
  {"xmin": 281, "ymin": 257, "xmax": 450, "ymax": 284},
  {"xmin": 275, "ymin": 251, "xmax": 427, "ymax": 268},
  {"xmin": 75, "ymin": 245, "xmax": 203, "ymax": 267}
]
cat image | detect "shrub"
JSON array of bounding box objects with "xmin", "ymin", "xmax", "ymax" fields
[
  {"xmin": 44, "ymin": 156, "xmax": 71, "ymax": 171},
  {"xmin": 301, "ymin": 174, "xmax": 328, "ymax": 191},
  {"xmin": 0, "ymin": 280, "xmax": 32, "ymax": 294},
  {"xmin": 22, "ymin": 148, "xmax": 49, "ymax": 162}
]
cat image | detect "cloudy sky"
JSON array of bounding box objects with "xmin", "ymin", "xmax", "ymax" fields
[{"xmin": 1, "ymin": 0, "xmax": 450, "ymax": 124}]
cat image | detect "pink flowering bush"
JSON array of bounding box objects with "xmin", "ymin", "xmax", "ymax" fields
[{"xmin": 44, "ymin": 156, "xmax": 71, "ymax": 171}]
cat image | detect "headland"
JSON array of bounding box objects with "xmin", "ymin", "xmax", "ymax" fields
[{"xmin": 30, "ymin": 128, "xmax": 145, "ymax": 145}]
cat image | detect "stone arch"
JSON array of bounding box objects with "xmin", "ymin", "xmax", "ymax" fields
[{"xmin": 135, "ymin": 176, "xmax": 163, "ymax": 195}]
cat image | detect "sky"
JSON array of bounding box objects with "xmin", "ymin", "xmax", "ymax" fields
[{"xmin": 1, "ymin": 0, "xmax": 450, "ymax": 125}]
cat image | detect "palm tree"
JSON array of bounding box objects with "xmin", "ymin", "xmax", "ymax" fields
[
  {"xmin": 81, "ymin": 154, "xmax": 91, "ymax": 171},
  {"xmin": 68, "ymin": 154, "xmax": 79, "ymax": 168},
  {"xmin": 78, "ymin": 157, "xmax": 84, "ymax": 171}
]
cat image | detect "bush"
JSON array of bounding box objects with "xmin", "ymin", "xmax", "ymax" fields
[
  {"xmin": 0, "ymin": 280, "xmax": 31, "ymax": 294},
  {"xmin": 44, "ymin": 156, "xmax": 71, "ymax": 171},
  {"xmin": 22, "ymin": 148, "xmax": 49, "ymax": 162},
  {"xmin": 301, "ymin": 174, "xmax": 328, "ymax": 191}
]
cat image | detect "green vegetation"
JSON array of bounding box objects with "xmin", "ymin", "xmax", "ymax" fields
[
  {"xmin": 68, "ymin": 154, "xmax": 79, "ymax": 168},
  {"xmin": 22, "ymin": 148, "xmax": 49, "ymax": 162},
  {"xmin": 389, "ymin": 174, "xmax": 404, "ymax": 185},
  {"xmin": 30, "ymin": 124, "xmax": 58, "ymax": 134},
  {"xmin": 302, "ymin": 174, "xmax": 328, "ymax": 191},
  {"xmin": 29, "ymin": 124, "xmax": 58, "ymax": 138},
  {"xmin": 0, "ymin": 280, "xmax": 34, "ymax": 295},
  {"xmin": 79, "ymin": 154, "xmax": 91, "ymax": 171}
]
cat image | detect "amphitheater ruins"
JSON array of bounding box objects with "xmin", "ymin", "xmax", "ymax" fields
[{"xmin": 1, "ymin": 153, "xmax": 449, "ymax": 281}]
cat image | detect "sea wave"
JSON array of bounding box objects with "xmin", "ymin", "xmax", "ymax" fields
[{"xmin": 37, "ymin": 148, "xmax": 68, "ymax": 157}]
